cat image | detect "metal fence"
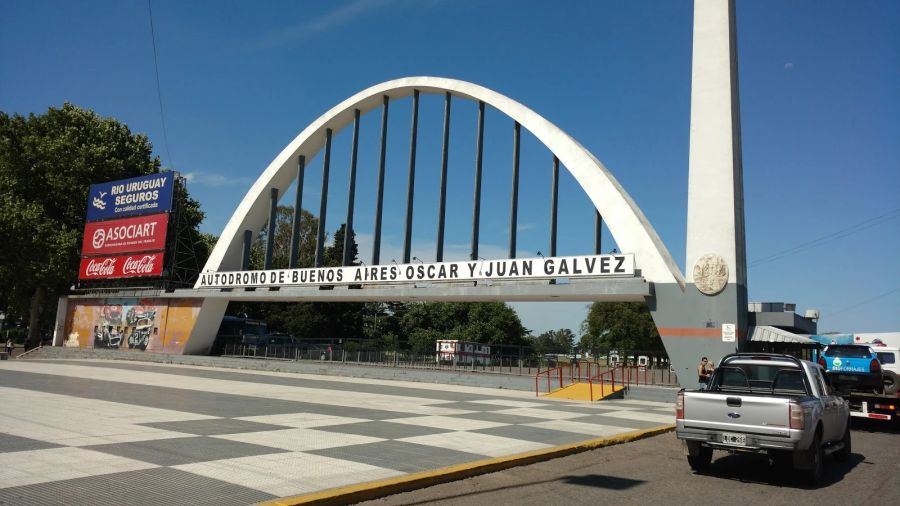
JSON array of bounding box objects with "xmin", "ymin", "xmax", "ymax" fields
[{"xmin": 218, "ymin": 341, "xmax": 678, "ymax": 384}]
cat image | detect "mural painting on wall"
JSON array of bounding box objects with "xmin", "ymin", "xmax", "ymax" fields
[
  {"xmin": 93, "ymin": 299, "xmax": 159, "ymax": 351},
  {"xmin": 65, "ymin": 298, "xmax": 201, "ymax": 354}
]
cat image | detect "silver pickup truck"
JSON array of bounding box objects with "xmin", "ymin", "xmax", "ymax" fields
[{"xmin": 676, "ymin": 353, "xmax": 850, "ymax": 485}]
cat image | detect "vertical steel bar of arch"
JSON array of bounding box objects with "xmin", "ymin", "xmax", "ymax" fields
[
  {"xmin": 403, "ymin": 90, "xmax": 420, "ymax": 264},
  {"xmin": 241, "ymin": 229, "xmax": 252, "ymax": 270},
  {"xmin": 436, "ymin": 92, "xmax": 451, "ymax": 262},
  {"xmin": 595, "ymin": 210, "xmax": 603, "ymax": 255},
  {"xmin": 264, "ymin": 188, "xmax": 278, "ymax": 269},
  {"xmin": 314, "ymin": 128, "xmax": 333, "ymax": 267},
  {"xmin": 471, "ymin": 101, "xmax": 485, "ymax": 260},
  {"xmin": 372, "ymin": 96, "xmax": 389, "ymax": 265},
  {"xmin": 509, "ymin": 122, "xmax": 520, "ymax": 258},
  {"xmin": 289, "ymin": 156, "xmax": 306, "ymax": 268},
  {"xmin": 343, "ymin": 109, "xmax": 361, "ymax": 266},
  {"xmin": 550, "ymin": 156, "xmax": 559, "ymax": 257}
]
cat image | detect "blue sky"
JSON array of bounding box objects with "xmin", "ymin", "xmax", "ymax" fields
[{"xmin": 2, "ymin": 0, "xmax": 898, "ymax": 336}]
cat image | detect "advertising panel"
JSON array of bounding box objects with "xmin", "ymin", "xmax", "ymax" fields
[
  {"xmin": 86, "ymin": 172, "xmax": 175, "ymax": 221},
  {"xmin": 78, "ymin": 252, "xmax": 165, "ymax": 280},
  {"xmin": 62, "ymin": 297, "xmax": 202, "ymax": 354},
  {"xmin": 81, "ymin": 213, "xmax": 168, "ymax": 256}
]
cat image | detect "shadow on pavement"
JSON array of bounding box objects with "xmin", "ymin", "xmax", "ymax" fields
[{"xmin": 694, "ymin": 450, "xmax": 864, "ymax": 489}]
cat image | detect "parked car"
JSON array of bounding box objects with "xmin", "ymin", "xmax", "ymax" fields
[{"xmin": 676, "ymin": 353, "xmax": 850, "ymax": 485}]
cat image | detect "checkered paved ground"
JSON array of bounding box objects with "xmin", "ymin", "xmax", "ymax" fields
[{"xmin": 0, "ymin": 359, "xmax": 673, "ymax": 505}]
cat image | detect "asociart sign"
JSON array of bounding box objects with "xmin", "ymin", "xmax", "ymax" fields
[
  {"xmin": 198, "ymin": 254, "xmax": 635, "ymax": 289},
  {"xmin": 86, "ymin": 173, "xmax": 174, "ymax": 222},
  {"xmin": 79, "ymin": 252, "xmax": 165, "ymax": 280},
  {"xmin": 81, "ymin": 213, "xmax": 168, "ymax": 256}
]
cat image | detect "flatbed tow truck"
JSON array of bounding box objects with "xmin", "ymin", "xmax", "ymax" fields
[{"xmin": 845, "ymin": 390, "xmax": 900, "ymax": 423}]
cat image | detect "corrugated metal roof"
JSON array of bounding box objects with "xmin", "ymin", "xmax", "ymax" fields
[{"xmin": 749, "ymin": 326, "xmax": 816, "ymax": 344}]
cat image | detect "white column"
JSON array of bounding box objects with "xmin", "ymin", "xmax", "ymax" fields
[{"xmin": 685, "ymin": 0, "xmax": 747, "ymax": 288}]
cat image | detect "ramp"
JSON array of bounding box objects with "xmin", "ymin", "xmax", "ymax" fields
[{"xmin": 545, "ymin": 382, "xmax": 624, "ymax": 401}]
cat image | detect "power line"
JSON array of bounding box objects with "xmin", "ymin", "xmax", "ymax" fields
[
  {"xmin": 749, "ymin": 206, "xmax": 900, "ymax": 268},
  {"xmin": 148, "ymin": 0, "xmax": 175, "ymax": 170},
  {"xmin": 825, "ymin": 286, "xmax": 900, "ymax": 318}
]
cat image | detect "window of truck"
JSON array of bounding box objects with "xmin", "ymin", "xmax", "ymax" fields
[
  {"xmin": 824, "ymin": 346, "xmax": 871, "ymax": 359},
  {"xmin": 875, "ymin": 352, "xmax": 895, "ymax": 365}
]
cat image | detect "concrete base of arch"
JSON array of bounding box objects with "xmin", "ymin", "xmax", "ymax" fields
[{"xmin": 647, "ymin": 283, "xmax": 748, "ymax": 388}]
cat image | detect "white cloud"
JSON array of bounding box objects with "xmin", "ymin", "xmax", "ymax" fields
[
  {"xmin": 783, "ymin": 62, "xmax": 794, "ymax": 70},
  {"xmin": 182, "ymin": 171, "xmax": 254, "ymax": 188},
  {"xmin": 516, "ymin": 222, "xmax": 536, "ymax": 232},
  {"xmin": 256, "ymin": 0, "xmax": 394, "ymax": 48}
]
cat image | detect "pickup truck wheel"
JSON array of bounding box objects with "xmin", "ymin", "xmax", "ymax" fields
[
  {"xmin": 834, "ymin": 420, "xmax": 851, "ymax": 462},
  {"xmin": 883, "ymin": 371, "xmax": 900, "ymax": 395},
  {"xmin": 687, "ymin": 446, "xmax": 713, "ymax": 472},
  {"xmin": 803, "ymin": 432, "xmax": 824, "ymax": 486}
]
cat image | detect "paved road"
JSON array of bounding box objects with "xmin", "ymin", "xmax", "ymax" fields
[
  {"xmin": 0, "ymin": 359, "xmax": 672, "ymax": 505},
  {"xmin": 361, "ymin": 419, "xmax": 900, "ymax": 506}
]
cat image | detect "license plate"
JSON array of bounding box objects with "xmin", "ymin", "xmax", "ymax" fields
[
  {"xmin": 837, "ymin": 375, "xmax": 858, "ymax": 382},
  {"xmin": 721, "ymin": 432, "xmax": 746, "ymax": 446}
]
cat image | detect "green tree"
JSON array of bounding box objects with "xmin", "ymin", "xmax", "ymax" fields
[
  {"xmin": 249, "ymin": 206, "xmax": 317, "ymax": 270},
  {"xmin": 579, "ymin": 301, "xmax": 662, "ymax": 357},
  {"xmin": 529, "ymin": 328, "xmax": 576, "ymax": 356},
  {"xmin": 399, "ymin": 301, "xmax": 528, "ymax": 354},
  {"xmin": 0, "ymin": 103, "xmax": 205, "ymax": 347}
]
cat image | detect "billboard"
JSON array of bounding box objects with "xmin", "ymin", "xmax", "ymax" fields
[
  {"xmin": 86, "ymin": 172, "xmax": 174, "ymax": 221},
  {"xmin": 81, "ymin": 213, "xmax": 168, "ymax": 256},
  {"xmin": 79, "ymin": 252, "xmax": 165, "ymax": 280}
]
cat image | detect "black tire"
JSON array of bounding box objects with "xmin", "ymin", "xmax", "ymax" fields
[
  {"xmin": 687, "ymin": 445, "xmax": 713, "ymax": 472},
  {"xmin": 804, "ymin": 431, "xmax": 824, "ymax": 486},
  {"xmin": 834, "ymin": 419, "xmax": 851, "ymax": 462},
  {"xmin": 883, "ymin": 370, "xmax": 900, "ymax": 395}
]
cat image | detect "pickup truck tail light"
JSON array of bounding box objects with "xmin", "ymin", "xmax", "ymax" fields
[
  {"xmin": 870, "ymin": 359, "xmax": 881, "ymax": 373},
  {"xmin": 676, "ymin": 391, "xmax": 684, "ymax": 420},
  {"xmin": 789, "ymin": 401, "xmax": 804, "ymax": 430},
  {"xmin": 817, "ymin": 357, "xmax": 826, "ymax": 368}
]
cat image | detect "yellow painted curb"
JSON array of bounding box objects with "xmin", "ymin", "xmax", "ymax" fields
[{"xmin": 259, "ymin": 423, "xmax": 675, "ymax": 506}]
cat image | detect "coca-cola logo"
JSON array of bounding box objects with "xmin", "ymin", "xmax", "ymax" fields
[
  {"xmin": 92, "ymin": 229, "xmax": 106, "ymax": 248},
  {"xmin": 86, "ymin": 258, "xmax": 116, "ymax": 276},
  {"xmin": 122, "ymin": 255, "xmax": 157, "ymax": 274}
]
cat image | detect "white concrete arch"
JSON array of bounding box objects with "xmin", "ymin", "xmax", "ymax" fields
[{"xmin": 197, "ymin": 76, "xmax": 684, "ymax": 287}]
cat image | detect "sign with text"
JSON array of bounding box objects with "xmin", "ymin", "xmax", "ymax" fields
[
  {"xmin": 722, "ymin": 323, "xmax": 736, "ymax": 342},
  {"xmin": 197, "ymin": 254, "xmax": 635, "ymax": 289},
  {"xmin": 79, "ymin": 252, "xmax": 165, "ymax": 280},
  {"xmin": 81, "ymin": 213, "xmax": 169, "ymax": 256},
  {"xmin": 86, "ymin": 172, "xmax": 174, "ymax": 221}
]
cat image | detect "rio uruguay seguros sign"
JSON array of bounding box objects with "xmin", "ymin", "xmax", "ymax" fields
[
  {"xmin": 198, "ymin": 254, "xmax": 635, "ymax": 289},
  {"xmin": 86, "ymin": 172, "xmax": 175, "ymax": 222}
]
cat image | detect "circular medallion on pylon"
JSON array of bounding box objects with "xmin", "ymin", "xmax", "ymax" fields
[{"xmin": 693, "ymin": 253, "xmax": 729, "ymax": 296}]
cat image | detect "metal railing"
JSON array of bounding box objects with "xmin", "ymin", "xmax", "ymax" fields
[
  {"xmin": 218, "ymin": 343, "xmax": 550, "ymax": 376},
  {"xmin": 535, "ymin": 363, "xmax": 679, "ymax": 398}
]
